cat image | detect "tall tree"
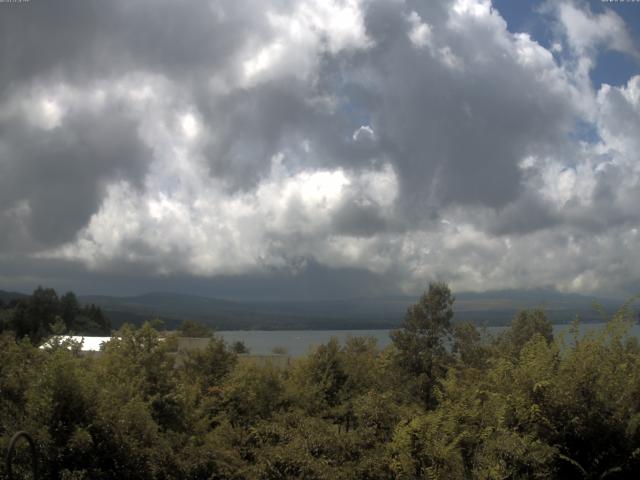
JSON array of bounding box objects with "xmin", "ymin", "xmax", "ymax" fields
[
  {"xmin": 497, "ymin": 308, "xmax": 553, "ymax": 357},
  {"xmin": 59, "ymin": 291, "xmax": 80, "ymax": 330},
  {"xmin": 178, "ymin": 319, "xmax": 212, "ymax": 338},
  {"xmin": 28, "ymin": 286, "xmax": 60, "ymax": 337},
  {"xmin": 391, "ymin": 282, "xmax": 454, "ymax": 407}
]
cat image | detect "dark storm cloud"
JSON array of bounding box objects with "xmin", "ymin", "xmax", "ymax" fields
[
  {"xmin": 1, "ymin": 0, "xmax": 639, "ymax": 297},
  {"xmin": 488, "ymin": 193, "xmax": 559, "ymax": 236},
  {"xmin": 0, "ymin": 0, "xmax": 273, "ymax": 89},
  {"xmin": 0, "ymin": 254, "xmax": 398, "ymax": 301},
  {"xmin": 0, "ymin": 0, "xmax": 274, "ymax": 252},
  {"xmin": 331, "ymin": 202, "xmax": 391, "ymax": 238},
  {"xmin": 189, "ymin": 0, "xmax": 579, "ymax": 217},
  {"xmin": 199, "ymin": 79, "xmax": 320, "ymax": 191},
  {"xmin": 0, "ymin": 104, "xmax": 151, "ymax": 251},
  {"xmin": 197, "ymin": 73, "xmax": 390, "ymax": 192},
  {"xmin": 183, "ymin": 0, "xmax": 580, "ymax": 221},
  {"xmin": 1, "ymin": 0, "xmax": 575, "ymax": 220},
  {"xmin": 360, "ymin": 0, "xmax": 576, "ymax": 212}
]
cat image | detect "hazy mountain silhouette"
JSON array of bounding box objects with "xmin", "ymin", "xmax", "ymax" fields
[{"xmin": 72, "ymin": 289, "xmax": 631, "ymax": 330}]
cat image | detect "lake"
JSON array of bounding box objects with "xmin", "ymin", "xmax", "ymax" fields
[{"xmin": 217, "ymin": 322, "xmax": 640, "ymax": 357}]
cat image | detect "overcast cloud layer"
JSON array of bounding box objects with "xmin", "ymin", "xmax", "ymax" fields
[{"xmin": 1, "ymin": 0, "xmax": 639, "ymax": 298}]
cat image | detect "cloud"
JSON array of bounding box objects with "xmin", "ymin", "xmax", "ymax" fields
[
  {"xmin": 39, "ymin": 158, "xmax": 399, "ymax": 276},
  {"xmin": 0, "ymin": 0, "xmax": 639, "ymax": 298},
  {"xmin": 0, "ymin": 84, "xmax": 152, "ymax": 252},
  {"xmin": 555, "ymin": 1, "xmax": 638, "ymax": 58},
  {"xmin": 407, "ymin": 11, "xmax": 433, "ymax": 48}
]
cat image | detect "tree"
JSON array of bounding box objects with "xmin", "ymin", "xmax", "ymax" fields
[
  {"xmin": 8, "ymin": 286, "xmax": 61, "ymax": 343},
  {"xmin": 231, "ymin": 340, "xmax": 249, "ymax": 354},
  {"xmin": 177, "ymin": 319, "xmax": 212, "ymax": 338},
  {"xmin": 179, "ymin": 336, "xmax": 237, "ymax": 391},
  {"xmin": 219, "ymin": 362, "xmax": 284, "ymax": 427},
  {"xmin": 497, "ymin": 308, "xmax": 553, "ymax": 357},
  {"xmin": 391, "ymin": 282, "xmax": 454, "ymax": 407},
  {"xmin": 28, "ymin": 286, "xmax": 60, "ymax": 330},
  {"xmin": 76, "ymin": 304, "xmax": 110, "ymax": 335},
  {"xmin": 452, "ymin": 322, "xmax": 488, "ymax": 369},
  {"xmin": 306, "ymin": 338, "xmax": 348, "ymax": 409},
  {"xmin": 25, "ymin": 348, "xmax": 99, "ymax": 479},
  {"xmin": 59, "ymin": 292, "xmax": 80, "ymax": 331},
  {"xmin": 0, "ymin": 305, "xmax": 12, "ymax": 335},
  {"xmin": 2, "ymin": 287, "xmax": 112, "ymax": 341}
]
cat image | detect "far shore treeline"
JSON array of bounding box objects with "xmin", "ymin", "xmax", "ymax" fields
[
  {"xmin": 0, "ymin": 286, "xmax": 111, "ymax": 342},
  {"xmin": 2, "ymin": 283, "xmax": 640, "ymax": 478}
]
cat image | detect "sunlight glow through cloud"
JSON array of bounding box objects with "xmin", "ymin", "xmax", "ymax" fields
[{"xmin": 2, "ymin": 0, "xmax": 640, "ymax": 297}]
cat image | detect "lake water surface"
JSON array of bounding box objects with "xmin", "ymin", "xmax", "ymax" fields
[{"xmin": 218, "ymin": 322, "xmax": 640, "ymax": 357}]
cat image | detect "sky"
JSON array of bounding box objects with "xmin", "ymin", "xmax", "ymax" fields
[{"xmin": 1, "ymin": 0, "xmax": 640, "ymax": 300}]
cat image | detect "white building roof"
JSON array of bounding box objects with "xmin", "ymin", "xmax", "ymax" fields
[{"xmin": 40, "ymin": 335, "xmax": 113, "ymax": 351}]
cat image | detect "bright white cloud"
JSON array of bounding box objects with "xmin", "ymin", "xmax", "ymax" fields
[
  {"xmin": 557, "ymin": 1, "xmax": 638, "ymax": 58},
  {"xmin": 241, "ymin": 0, "xmax": 371, "ymax": 86},
  {"xmin": 2, "ymin": 0, "xmax": 640, "ymax": 298},
  {"xmin": 42, "ymin": 151, "xmax": 400, "ymax": 276},
  {"xmin": 352, "ymin": 125, "xmax": 375, "ymax": 142},
  {"xmin": 407, "ymin": 11, "xmax": 432, "ymax": 48}
]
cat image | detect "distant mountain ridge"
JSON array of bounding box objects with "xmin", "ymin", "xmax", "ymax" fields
[
  {"xmin": 0, "ymin": 289, "xmax": 28, "ymax": 303},
  {"xmin": 2, "ymin": 287, "xmax": 632, "ymax": 330},
  {"xmin": 73, "ymin": 289, "xmax": 634, "ymax": 330}
]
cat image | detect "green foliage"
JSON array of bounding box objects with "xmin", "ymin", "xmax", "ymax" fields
[
  {"xmin": 0, "ymin": 286, "xmax": 111, "ymax": 344},
  {"xmin": 179, "ymin": 335, "xmax": 237, "ymax": 390},
  {"xmin": 452, "ymin": 322, "xmax": 489, "ymax": 369},
  {"xmin": 2, "ymin": 286, "xmax": 640, "ymax": 480},
  {"xmin": 391, "ymin": 282, "xmax": 455, "ymax": 407},
  {"xmin": 0, "ymin": 333, "xmax": 45, "ymax": 433},
  {"xmin": 219, "ymin": 362, "xmax": 285, "ymax": 427},
  {"xmin": 177, "ymin": 319, "xmax": 212, "ymax": 338},
  {"xmin": 231, "ymin": 340, "xmax": 250, "ymax": 354},
  {"xmin": 496, "ymin": 308, "xmax": 553, "ymax": 357},
  {"xmin": 59, "ymin": 292, "xmax": 80, "ymax": 330}
]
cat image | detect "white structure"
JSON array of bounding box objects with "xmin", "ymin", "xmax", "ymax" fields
[{"xmin": 39, "ymin": 336, "xmax": 113, "ymax": 352}]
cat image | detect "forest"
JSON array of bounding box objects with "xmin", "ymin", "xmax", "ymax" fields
[
  {"xmin": 1, "ymin": 283, "xmax": 640, "ymax": 479},
  {"xmin": 0, "ymin": 287, "xmax": 110, "ymax": 342}
]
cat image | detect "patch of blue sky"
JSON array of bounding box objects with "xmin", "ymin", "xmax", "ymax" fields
[
  {"xmin": 569, "ymin": 118, "xmax": 602, "ymax": 145},
  {"xmin": 342, "ymin": 101, "xmax": 371, "ymax": 131},
  {"xmin": 492, "ymin": 0, "xmax": 552, "ymax": 46},
  {"xmin": 587, "ymin": 0, "xmax": 640, "ymax": 28},
  {"xmin": 493, "ymin": 0, "xmax": 640, "ymax": 89},
  {"xmin": 339, "ymin": 87, "xmax": 374, "ymax": 139},
  {"xmin": 588, "ymin": 0, "xmax": 640, "ymax": 87},
  {"xmin": 591, "ymin": 50, "xmax": 639, "ymax": 87}
]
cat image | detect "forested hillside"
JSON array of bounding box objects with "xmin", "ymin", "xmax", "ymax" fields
[
  {"xmin": 2, "ymin": 284, "xmax": 640, "ymax": 479},
  {"xmin": 3, "ymin": 286, "xmax": 623, "ymax": 333},
  {"xmin": 80, "ymin": 289, "xmax": 628, "ymax": 330},
  {"xmin": 0, "ymin": 287, "xmax": 110, "ymax": 342}
]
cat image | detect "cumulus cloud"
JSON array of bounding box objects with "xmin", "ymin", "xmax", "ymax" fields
[
  {"xmin": 41, "ymin": 158, "xmax": 399, "ymax": 276},
  {"xmin": 1, "ymin": 0, "xmax": 639, "ymax": 298},
  {"xmin": 0, "ymin": 82, "xmax": 152, "ymax": 251},
  {"xmin": 555, "ymin": 1, "xmax": 638, "ymax": 58}
]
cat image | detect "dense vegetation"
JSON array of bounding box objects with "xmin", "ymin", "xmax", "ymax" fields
[
  {"xmin": 0, "ymin": 287, "xmax": 110, "ymax": 342},
  {"xmin": 2, "ymin": 283, "xmax": 640, "ymax": 479}
]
